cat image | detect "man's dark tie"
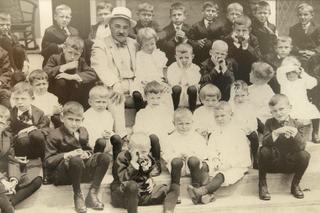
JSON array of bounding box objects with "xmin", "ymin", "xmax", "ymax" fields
[
  {"xmin": 116, "ymin": 41, "xmax": 127, "ymax": 48},
  {"xmin": 19, "ymin": 111, "xmax": 31, "ymax": 123}
]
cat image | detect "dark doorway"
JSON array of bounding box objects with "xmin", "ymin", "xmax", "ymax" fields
[{"xmin": 52, "ymin": 0, "xmax": 91, "ymax": 39}]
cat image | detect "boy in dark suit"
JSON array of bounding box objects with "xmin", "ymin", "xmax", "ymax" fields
[
  {"xmin": 10, "ymin": 82, "xmax": 49, "ymax": 164},
  {"xmin": 44, "ymin": 36, "xmax": 97, "ymax": 108},
  {"xmin": 130, "ymin": 2, "xmax": 160, "ymax": 39},
  {"xmin": 41, "ymin": 4, "xmax": 79, "ymax": 67},
  {"xmin": 188, "ymin": 1, "xmax": 225, "ymax": 65},
  {"xmin": 258, "ymin": 94, "xmax": 310, "ymax": 200},
  {"xmin": 0, "ymin": 105, "xmax": 42, "ymax": 213},
  {"xmin": 0, "ymin": 46, "xmax": 12, "ymax": 108},
  {"xmin": 222, "ymin": 2, "xmax": 244, "ymax": 38},
  {"xmin": 45, "ymin": 101, "xmax": 114, "ymax": 213},
  {"xmin": 158, "ymin": 2, "xmax": 191, "ymax": 66},
  {"xmin": 111, "ymin": 132, "xmax": 169, "ymax": 213},
  {"xmin": 224, "ymin": 15, "xmax": 261, "ymax": 84},
  {"xmin": 289, "ymin": 3, "xmax": 320, "ymax": 63},
  {"xmin": 251, "ymin": 1, "xmax": 277, "ymax": 57},
  {"xmin": 200, "ymin": 40, "xmax": 236, "ymax": 101}
]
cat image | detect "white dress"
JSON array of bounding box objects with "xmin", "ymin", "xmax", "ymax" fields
[
  {"xmin": 277, "ymin": 68, "xmax": 320, "ymax": 120},
  {"xmin": 83, "ymin": 108, "xmax": 114, "ymax": 153},
  {"xmin": 32, "ymin": 92, "xmax": 60, "ymax": 117},
  {"xmin": 133, "ymin": 105, "xmax": 175, "ymax": 141},
  {"xmin": 248, "ymin": 84, "xmax": 274, "ymax": 123},
  {"xmin": 207, "ymin": 122, "xmax": 251, "ymax": 186},
  {"xmin": 167, "ymin": 62, "xmax": 201, "ymax": 107},
  {"xmin": 162, "ymin": 130, "xmax": 208, "ymax": 176},
  {"xmin": 193, "ymin": 106, "xmax": 217, "ymax": 134}
]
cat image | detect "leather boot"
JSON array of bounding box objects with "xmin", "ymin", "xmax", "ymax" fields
[
  {"xmin": 85, "ymin": 187, "xmax": 104, "ymax": 210},
  {"xmin": 291, "ymin": 177, "xmax": 304, "ymax": 199},
  {"xmin": 74, "ymin": 192, "xmax": 87, "ymax": 213},
  {"xmin": 259, "ymin": 180, "xmax": 271, "ymax": 201}
]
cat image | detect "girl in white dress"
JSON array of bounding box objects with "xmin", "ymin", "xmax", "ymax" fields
[
  {"xmin": 277, "ymin": 56, "xmax": 320, "ymax": 143},
  {"xmin": 132, "ymin": 27, "xmax": 169, "ymax": 111}
]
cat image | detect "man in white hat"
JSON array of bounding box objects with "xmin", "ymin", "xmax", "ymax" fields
[{"xmin": 91, "ymin": 7, "xmax": 138, "ymax": 139}]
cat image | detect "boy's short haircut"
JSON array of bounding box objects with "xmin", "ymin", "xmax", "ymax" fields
[
  {"xmin": 211, "ymin": 40, "xmax": 228, "ymax": 50},
  {"xmin": 129, "ymin": 132, "xmax": 151, "ymax": 150},
  {"xmin": 137, "ymin": 27, "xmax": 158, "ymax": 45},
  {"xmin": 0, "ymin": 12, "xmax": 11, "ymax": 22},
  {"xmin": 233, "ymin": 15, "xmax": 252, "ymax": 29},
  {"xmin": 0, "ymin": 105, "xmax": 10, "ymax": 121},
  {"xmin": 199, "ymin": 83, "xmax": 221, "ymax": 101},
  {"xmin": 202, "ymin": 1, "xmax": 219, "ymax": 11},
  {"xmin": 297, "ymin": 3, "xmax": 314, "ymax": 15},
  {"xmin": 55, "ymin": 4, "xmax": 72, "ymax": 15},
  {"xmin": 12, "ymin": 82, "xmax": 33, "ymax": 97},
  {"xmin": 275, "ymin": 36, "xmax": 292, "ymax": 47},
  {"xmin": 65, "ymin": 36, "xmax": 84, "ymax": 52},
  {"xmin": 170, "ymin": 2, "xmax": 186, "ymax": 15},
  {"xmin": 268, "ymin": 94, "xmax": 290, "ymax": 107},
  {"xmin": 251, "ymin": 61, "xmax": 274, "ymax": 81},
  {"xmin": 176, "ymin": 43, "xmax": 193, "ymax": 55},
  {"xmin": 144, "ymin": 80, "xmax": 163, "ymax": 95},
  {"xmin": 138, "ymin": 2, "xmax": 154, "ymax": 13},
  {"xmin": 232, "ymin": 80, "xmax": 249, "ymax": 95},
  {"xmin": 28, "ymin": 69, "xmax": 48, "ymax": 85},
  {"xmin": 227, "ymin": 3, "xmax": 243, "ymax": 13},
  {"xmin": 96, "ymin": 1, "xmax": 113, "ymax": 12},
  {"xmin": 62, "ymin": 101, "xmax": 84, "ymax": 117},
  {"xmin": 89, "ymin": 85, "xmax": 109, "ymax": 100},
  {"xmin": 256, "ymin": 1, "xmax": 271, "ymax": 13},
  {"xmin": 214, "ymin": 101, "xmax": 232, "ymax": 113},
  {"xmin": 174, "ymin": 107, "xmax": 193, "ymax": 122}
]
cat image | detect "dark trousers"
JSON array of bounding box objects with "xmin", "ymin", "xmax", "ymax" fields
[
  {"xmin": 149, "ymin": 134, "xmax": 160, "ymax": 162},
  {"xmin": 110, "ymin": 181, "xmax": 167, "ymax": 213},
  {"xmin": 0, "ymin": 176, "xmax": 42, "ymax": 213},
  {"xmin": 247, "ymin": 131, "xmax": 259, "ymax": 166},
  {"xmin": 0, "ymin": 37, "xmax": 26, "ymax": 71},
  {"xmin": 14, "ymin": 129, "xmax": 46, "ymax": 160},
  {"xmin": 50, "ymin": 79, "xmax": 93, "ymax": 110},
  {"xmin": 258, "ymin": 146, "xmax": 310, "ymax": 181},
  {"xmin": 51, "ymin": 153, "xmax": 110, "ymax": 193},
  {"xmin": 172, "ymin": 85, "xmax": 198, "ymax": 112}
]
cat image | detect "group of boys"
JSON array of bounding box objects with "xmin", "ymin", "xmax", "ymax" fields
[{"xmin": 0, "ymin": 0, "xmax": 319, "ymax": 213}]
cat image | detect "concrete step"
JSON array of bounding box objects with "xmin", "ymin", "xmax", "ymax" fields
[{"xmin": 15, "ymin": 142, "xmax": 320, "ymax": 212}]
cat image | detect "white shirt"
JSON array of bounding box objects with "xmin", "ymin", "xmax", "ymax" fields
[
  {"xmin": 32, "ymin": 92, "xmax": 59, "ymax": 116},
  {"xmin": 167, "ymin": 62, "xmax": 201, "ymax": 87},
  {"xmin": 193, "ymin": 106, "xmax": 217, "ymax": 133},
  {"xmin": 83, "ymin": 108, "xmax": 114, "ymax": 150}
]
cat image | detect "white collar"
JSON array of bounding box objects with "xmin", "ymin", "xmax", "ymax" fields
[{"xmin": 17, "ymin": 107, "xmax": 32, "ymax": 117}]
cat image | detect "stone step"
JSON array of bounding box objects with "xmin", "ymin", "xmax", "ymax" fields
[{"xmin": 15, "ymin": 142, "xmax": 320, "ymax": 212}]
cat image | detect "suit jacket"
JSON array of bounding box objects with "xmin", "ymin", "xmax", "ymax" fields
[
  {"xmin": 158, "ymin": 22, "xmax": 191, "ymax": 66},
  {"xmin": 306, "ymin": 53, "xmax": 320, "ymax": 107},
  {"xmin": 263, "ymin": 117, "xmax": 305, "ymax": 155},
  {"xmin": 41, "ymin": 24, "xmax": 79, "ymax": 67},
  {"xmin": 224, "ymin": 34, "xmax": 261, "ymax": 84},
  {"xmin": 199, "ymin": 58, "xmax": 236, "ymax": 101},
  {"xmin": 0, "ymin": 46, "xmax": 12, "ymax": 89},
  {"xmin": 91, "ymin": 35, "xmax": 138, "ymax": 87},
  {"xmin": 251, "ymin": 20, "xmax": 277, "ymax": 56},
  {"xmin": 188, "ymin": 19, "xmax": 225, "ymax": 65},
  {"xmin": 43, "ymin": 53, "xmax": 97, "ymax": 84},
  {"xmin": 0, "ymin": 130, "xmax": 21, "ymax": 194},
  {"xmin": 45, "ymin": 125, "xmax": 92, "ymax": 169},
  {"xmin": 10, "ymin": 105, "xmax": 50, "ymax": 136},
  {"xmin": 289, "ymin": 21, "xmax": 320, "ymax": 53}
]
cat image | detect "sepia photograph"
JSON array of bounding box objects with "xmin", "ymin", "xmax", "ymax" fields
[{"xmin": 0, "ymin": 0, "xmax": 320, "ymax": 212}]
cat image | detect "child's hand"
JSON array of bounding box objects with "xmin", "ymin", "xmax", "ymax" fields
[
  {"xmin": 129, "ymin": 149, "xmax": 140, "ymax": 169},
  {"xmin": 197, "ymin": 38, "xmax": 207, "ymax": 48},
  {"xmin": 109, "ymin": 90, "xmax": 125, "ymax": 105},
  {"xmin": 1, "ymin": 179, "xmax": 13, "ymax": 193},
  {"xmin": 80, "ymin": 151, "xmax": 92, "ymax": 160},
  {"xmin": 102, "ymin": 130, "xmax": 112, "ymax": 140},
  {"xmin": 15, "ymin": 156, "xmax": 29, "ymax": 164},
  {"xmin": 145, "ymin": 178, "xmax": 154, "ymax": 193},
  {"xmin": 53, "ymin": 104, "xmax": 63, "ymax": 115},
  {"xmin": 64, "ymin": 148, "xmax": 83, "ymax": 160},
  {"xmin": 231, "ymin": 32, "xmax": 239, "ymax": 43},
  {"xmin": 175, "ymin": 30, "xmax": 186, "ymax": 42},
  {"xmin": 56, "ymin": 73, "xmax": 81, "ymax": 82},
  {"xmin": 60, "ymin": 61, "xmax": 78, "ymax": 72},
  {"xmin": 274, "ymin": 126, "xmax": 298, "ymax": 138},
  {"xmin": 57, "ymin": 43, "xmax": 65, "ymax": 49}
]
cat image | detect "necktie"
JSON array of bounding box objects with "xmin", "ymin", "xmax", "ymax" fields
[
  {"xmin": 19, "ymin": 111, "xmax": 31, "ymax": 123},
  {"xmin": 207, "ymin": 21, "xmax": 212, "ymax": 29},
  {"xmin": 116, "ymin": 40, "xmax": 127, "ymax": 48}
]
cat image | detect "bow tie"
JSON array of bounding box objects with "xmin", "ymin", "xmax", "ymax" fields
[
  {"xmin": 115, "ymin": 40, "xmax": 127, "ymax": 48},
  {"xmin": 19, "ymin": 110, "xmax": 31, "ymax": 123}
]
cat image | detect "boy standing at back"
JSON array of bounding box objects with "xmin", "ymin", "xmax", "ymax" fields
[
  {"xmin": 46, "ymin": 101, "xmax": 111, "ymax": 213},
  {"xmin": 251, "ymin": 1, "xmax": 278, "ymax": 56},
  {"xmin": 41, "ymin": 4, "xmax": 79, "ymax": 67},
  {"xmin": 188, "ymin": 1, "xmax": 225, "ymax": 65},
  {"xmin": 258, "ymin": 94, "xmax": 310, "ymax": 200},
  {"xmin": 158, "ymin": 2, "xmax": 191, "ymax": 66}
]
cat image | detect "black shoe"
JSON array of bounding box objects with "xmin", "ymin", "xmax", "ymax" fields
[
  {"xmin": 150, "ymin": 160, "xmax": 161, "ymax": 177},
  {"xmin": 85, "ymin": 188, "xmax": 104, "ymax": 210},
  {"xmin": 291, "ymin": 183, "xmax": 304, "ymax": 199},
  {"xmin": 42, "ymin": 175, "xmax": 51, "ymax": 185},
  {"xmin": 74, "ymin": 192, "xmax": 87, "ymax": 213},
  {"xmin": 259, "ymin": 180, "xmax": 271, "ymax": 201}
]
